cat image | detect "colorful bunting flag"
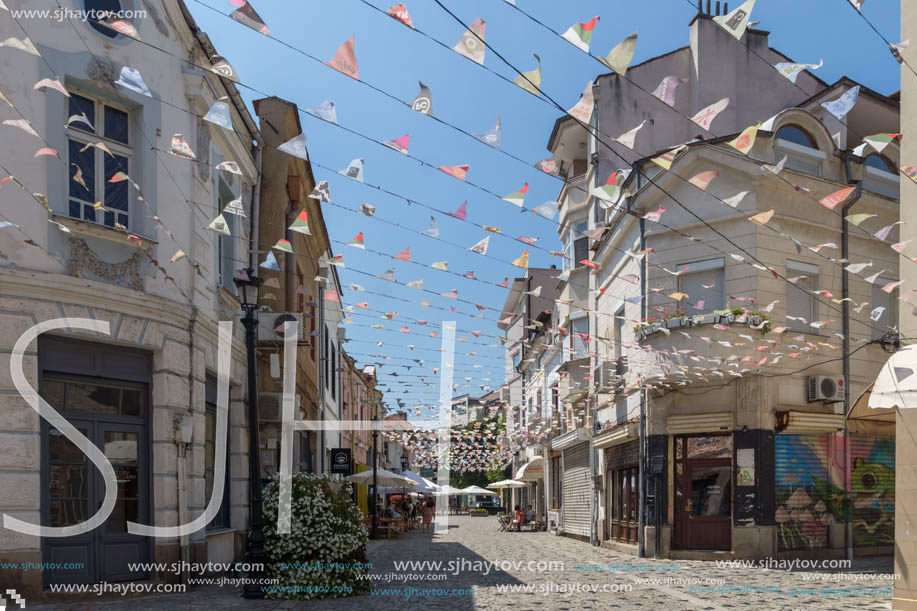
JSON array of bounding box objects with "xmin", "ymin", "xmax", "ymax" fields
[
  {"xmin": 713, "ymin": 0, "xmax": 756, "ymax": 40},
  {"xmin": 474, "ymin": 117, "xmax": 501, "ymax": 148},
  {"xmin": 502, "ymin": 183, "xmax": 529, "ymax": 207},
  {"xmin": 512, "ymin": 250, "xmax": 529, "ymax": 269},
  {"xmin": 217, "ymin": 160, "xmax": 242, "ymax": 175},
  {"xmin": 34, "ymin": 78, "xmax": 69, "ymax": 97},
  {"xmin": 773, "ymin": 59, "xmax": 823, "ymax": 83},
  {"xmin": 723, "ymin": 191, "xmax": 748, "ymax": 208},
  {"xmin": 469, "ymin": 236, "xmax": 490, "ymax": 255},
  {"xmin": 306, "ymin": 100, "xmax": 337, "ymax": 124},
  {"xmin": 601, "ymin": 32, "xmax": 638, "ymax": 75},
  {"xmin": 309, "ymin": 181, "xmax": 331, "ymax": 203},
  {"xmin": 652, "ymin": 145, "xmax": 686, "ymax": 171},
  {"xmin": 260, "ymin": 251, "xmax": 279, "ymax": 270},
  {"xmin": 277, "ymin": 133, "xmax": 309, "ymax": 160},
  {"xmin": 169, "ymin": 135, "xmax": 196, "ymax": 160},
  {"xmin": 203, "ymin": 100, "xmax": 234, "ymax": 131},
  {"xmin": 561, "ymin": 16, "xmax": 599, "ymax": 52},
  {"xmin": 432, "ymin": 261, "xmax": 448, "ymax": 271},
  {"xmin": 115, "ymin": 66, "xmax": 152, "ymax": 97},
  {"xmin": 821, "ymin": 86, "xmax": 860, "ymax": 121},
  {"xmin": 386, "ymin": 3, "xmax": 414, "ymax": 28},
  {"xmin": 689, "ymin": 170, "xmax": 719, "ymax": 190},
  {"xmin": 512, "ymin": 54, "xmax": 541, "ymax": 96},
  {"xmin": 323, "ymin": 288, "xmax": 341, "ymax": 303},
  {"xmin": 453, "ymin": 18, "xmax": 486, "ymax": 65},
  {"xmin": 439, "ymin": 164, "xmax": 469, "ymax": 180},
  {"xmin": 229, "ymin": 0, "xmax": 270, "ymax": 35},
  {"xmin": 382, "ymin": 134, "xmax": 410, "ymax": 155},
  {"xmin": 208, "ymin": 55, "xmax": 240, "ymax": 82},
  {"xmin": 846, "ymin": 213, "xmax": 876, "ymax": 226},
  {"xmin": 422, "ymin": 216, "xmax": 439, "ymax": 237},
  {"xmin": 567, "ymin": 80, "xmax": 595, "ymax": 123},
  {"xmin": 360, "ymin": 202, "xmax": 375, "ymax": 216},
  {"xmin": 690, "ymin": 98, "xmax": 729, "ymax": 131},
  {"xmin": 348, "ymin": 232, "xmax": 365, "ymax": 249},
  {"xmin": 444, "ymin": 202, "xmax": 467, "ymax": 222},
  {"xmin": 326, "ymin": 36, "xmax": 359, "ymax": 79},
  {"xmin": 534, "ymin": 158, "xmax": 560, "ymax": 176},
  {"xmin": 728, "ymin": 124, "xmax": 759, "ymax": 154},
  {"xmin": 748, "ymin": 208, "xmax": 775, "ymax": 225},
  {"xmin": 532, "ymin": 201, "xmax": 559, "ymax": 219},
  {"xmin": 412, "ymin": 82, "xmax": 433, "ymax": 115},
  {"xmin": 614, "ymin": 121, "xmax": 645, "ymax": 150},
  {"xmin": 592, "ymin": 170, "xmax": 623, "ymax": 204},
  {"xmin": 207, "ymin": 213, "xmax": 230, "ymax": 235},
  {"xmin": 289, "ymin": 209, "xmax": 311, "ymax": 234},
  {"xmin": 860, "ymin": 133, "xmax": 901, "ymax": 154},
  {"xmin": 273, "ymin": 239, "xmax": 293, "ymax": 253},
  {"xmin": 223, "ymin": 197, "xmax": 246, "ymax": 217},
  {"xmin": 0, "ymin": 36, "xmax": 40, "ymax": 56},
  {"xmin": 818, "ymin": 186, "xmax": 856, "ymax": 210},
  {"xmin": 652, "ymin": 75, "xmax": 685, "ymax": 106},
  {"xmin": 339, "ymin": 158, "xmax": 364, "ymax": 182},
  {"xmin": 395, "ymin": 247, "xmax": 411, "ymax": 261}
]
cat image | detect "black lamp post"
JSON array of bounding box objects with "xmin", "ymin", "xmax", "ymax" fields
[
  {"xmin": 235, "ymin": 269, "xmax": 266, "ymax": 599},
  {"xmin": 370, "ymin": 405, "xmax": 379, "ymax": 539}
]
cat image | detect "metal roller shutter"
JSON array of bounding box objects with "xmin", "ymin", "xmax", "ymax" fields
[
  {"xmin": 775, "ymin": 434, "xmax": 831, "ymax": 551},
  {"xmin": 562, "ymin": 442, "xmax": 591, "ymax": 537},
  {"xmin": 849, "ymin": 436, "xmax": 895, "ymax": 549}
]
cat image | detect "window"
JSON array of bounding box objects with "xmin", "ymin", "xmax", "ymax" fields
[
  {"xmin": 205, "ymin": 376, "xmax": 230, "ymax": 530},
  {"xmin": 217, "ymin": 178, "xmax": 237, "ymax": 291},
  {"xmin": 570, "ymin": 316, "xmax": 588, "ymax": 360},
  {"xmin": 84, "ymin": 0, "xmax": 125, "ymax": 38},
  {"xmin": 67, "ymin": 93, "xmax": 132, "ymax": 229},
  {"xmin": 613, "ymin": 307, "xmax": 625, "ymax": 359},
  {"xmin": 774, "ymin": 124, "xmax": 824, "ymax": 176},
  {"xmin": 786, "ymin": 260, "xmax": 819, "ymax": 333},
  {"xmin": 775, "ymin": 125, "xmax": 816, "ymax": 148},
  {"xmin": 511, "ymin": 351, "xmax": 521, "ymax": 373},
  {"xmin": 563, "ymin": 221, "xmax": 589, "ymax": 271},
  {"xmin": 871, "ymin": 278, "xmax": 898, "ymax": 340},
  {"xmin": 678, "ymin": 258, "xmax": 725, "ymax": 313},
  {"xmin": 863, "ymin": 155, "xmax": 900, "ymax": 199}
]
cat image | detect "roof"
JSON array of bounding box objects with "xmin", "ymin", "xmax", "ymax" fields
[{"xmin": 797, "ymin": 76, "xmax": 899, "ymax": 111}]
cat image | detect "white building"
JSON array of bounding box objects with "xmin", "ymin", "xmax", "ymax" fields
[{"xmin": 0, "ymin": 0, "xmax": 261, "ymax": 598}]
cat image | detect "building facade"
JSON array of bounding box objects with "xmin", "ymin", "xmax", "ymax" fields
[
  {"xmin": 504, "ymin": 6, "xmax": 901, "ymax": 562},
  {"xmin": 0, "ymin": 1, "xmax": 261, "ymax": 598}
]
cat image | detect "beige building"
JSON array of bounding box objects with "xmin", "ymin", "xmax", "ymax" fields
[
  {"xmin": 538, "ymin": 7, "xmax": 900, "ymax": 562},
  {"xmin": 0, "ymin": 0, "xmax": 263, "ymax": 599}
]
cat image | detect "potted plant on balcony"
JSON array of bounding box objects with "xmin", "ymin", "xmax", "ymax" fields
[{"xmin": 663, "ymin": 309, "xmax": 687, "ymax": 329}]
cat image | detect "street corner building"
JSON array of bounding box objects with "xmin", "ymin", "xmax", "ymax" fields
[
  {"xmin": 500, "ymin": 7, "xmax": 899, "ymax": 565},
  {"xmin": 0, "ymin": 0, "xmax": 270, "ymax": 600}
]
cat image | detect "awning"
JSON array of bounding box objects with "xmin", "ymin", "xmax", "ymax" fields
[
  {"xmin": 593, "ymin": 422, "xmax": 638, "ymax": 449},
  {"xmin": 515, "ymin": 457, "xmax": 544, "ymax": 481},
  {"xmin": 848, "ymin": 383, "xmax": 895, "ymax": 422},
  {"xmin": 867, "ymin": 345, "xmax": 917, "ymax": 411},
  {"xmin": 776, "ymin": 411, "xmax": 846, "ymax": 433}
]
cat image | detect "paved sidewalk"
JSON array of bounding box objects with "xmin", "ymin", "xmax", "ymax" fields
[{"xmin": 31, "ymin": 516, "xmax": 894, "ymax": 610}]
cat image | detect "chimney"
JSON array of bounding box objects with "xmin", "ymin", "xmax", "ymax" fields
[
  {"xmin": 724, "ymin": 2, "xmax": 729, "ymax": 12},
  {"xmin": 706, "ymin": 0, "xmax": 711, "ymax": 13},
  {"xmin": 715, "ymin": 1, "xmax": 720, "ymax": 15},
  {"xmin": 697, "ymin": 0, "xmax": 703, "ymax": 12}
]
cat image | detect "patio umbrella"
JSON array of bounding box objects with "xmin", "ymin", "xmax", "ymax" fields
[
  {"xmin": 459, "ymin": 485, "xmax": 495, "ymax": 495},
  {"xmin": 868, "ymin": 344, "xmax": 917, "ymax": 410},
  {"xmin": 346, "ymin": 468, "xmax": 416, "ymax": 487},
  {"xmin": 399, "ymin": 470, "xmax": 440, "ymax": 493},
  {"xmin": 487, "ymin": 479, "xmax": 527, "ymax": 489}
]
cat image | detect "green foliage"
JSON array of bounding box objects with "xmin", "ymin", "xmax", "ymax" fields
[
  {"xmin": 469, "ymin": 508, "xmax": 489, "ymax": 515},
  {"xmin": 263, "ymin": 473, "xmax": 372, "ymax": 600}
]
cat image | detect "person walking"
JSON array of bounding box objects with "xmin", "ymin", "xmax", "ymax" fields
[{"xmin": 421, "ymin": 497, "xmax": 436, "ymax": 533}]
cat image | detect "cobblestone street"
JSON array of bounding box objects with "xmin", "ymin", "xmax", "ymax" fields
[{"xmin": 33, "ymin": 516, "xmax": 894, "ymax": 610}]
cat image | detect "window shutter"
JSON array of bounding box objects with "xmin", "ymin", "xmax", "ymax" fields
[{"xmin": 786, "ymin": 273, "xmax": 816, "ymax": 332}]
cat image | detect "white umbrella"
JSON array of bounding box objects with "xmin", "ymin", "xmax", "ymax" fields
[
  {"xmin": 399, "ymin": 470, "xmax": 441, "ymax": 493},
  {"xmin": 346, "ymin": 468, "xmax": 416, "ymax": 487},
  {"xmin": 869, "ymin": 344, "xmax": 917, "ymax": 410},
  {"xmin": 487, "ymin": 479, "xmax": 527, "ymax": 489},
  {"xmin": 460, "ymin": 485, "xmax": 495, "ymax": 495}
]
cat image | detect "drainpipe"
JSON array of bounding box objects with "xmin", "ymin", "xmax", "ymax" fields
[
  {"xmin": 318, "ymin": 270, "xmax": 325, "ymax": 475},
  {"xmin": 841, "ymin": 152, "xmax": 863, "ymax": 564},
  {"xmin": 638, "ymin": 214, "xmax": 647, "ymax": 558},
  {"xmin": 250, "ymin": 146, "xmax": 263, "ymax": 270}
]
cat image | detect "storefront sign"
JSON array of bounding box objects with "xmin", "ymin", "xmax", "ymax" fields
[{"xmin": 331, "ymin": 448, "xmax": 352, "ymax": 474}]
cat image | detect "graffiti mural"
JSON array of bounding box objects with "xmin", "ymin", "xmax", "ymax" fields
[
  {"xmin": 849, "ymin": 437, "xmax": 894, "ymax": 547},
  {"xmin": 775, "ymin": 434, "xmax": 895, "ymax": 551},
  {"xmin": 775, "ymin": 434, "xmax": 845, "ymax": 551}
]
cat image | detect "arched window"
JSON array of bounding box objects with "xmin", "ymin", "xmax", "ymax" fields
[
  {"xmin": 864, "ymin": 154, "xmax": 895, "ymax": 174},
  {"xmin": 775, "ymin": 125, "xmax": 817, "ymax": 149},
  {"xmin": 84, "ymin": 0, "xmax": 124, "ymax": 38}
]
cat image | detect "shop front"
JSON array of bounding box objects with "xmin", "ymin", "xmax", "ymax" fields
[
  {"xmin": 515, "ymin": 455, "xmax": 545, "ymax": 525},
  {"xmin": 594, "ymin": 423, "xmax": 639, "ymax": 552},
  {"xmin": 552, "ymin": 429, "xmax": 591, "ymax": 540}
]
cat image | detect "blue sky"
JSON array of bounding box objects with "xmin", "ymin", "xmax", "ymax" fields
[{"xmin": 187, "ymin": 0, "xmax": 902, "ymax": 419}]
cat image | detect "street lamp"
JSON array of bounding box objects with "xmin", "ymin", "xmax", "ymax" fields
[
  {"xmin": 234, "ymin": 268, "xmax": 266, "ymax": 599},
  {"xmin": 370, "ymin": 405, "xmax": 379, "ymax": 539}
]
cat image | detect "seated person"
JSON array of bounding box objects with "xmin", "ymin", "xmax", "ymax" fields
[
  {"xmin": 525, "ymin": 505, "xmax": 536, "ymax": 524},
  {"xmin": 511, "ymin": 505, "xmax": 524, "ymax": 531},
  {"xmin": 381, "ymin": 505, "xmax": 401, "ymax": 519}
]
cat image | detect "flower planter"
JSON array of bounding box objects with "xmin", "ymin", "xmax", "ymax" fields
[
  {"xmin": 748, "ymin": 315, "xmax": 762, "ymax": 327},
  {"xmin": 664, "ymin": 317, "xmax": 685, "ymax": 329},
  {"xmin": 718, "ymin": 314, "xmax": 735, "ymax": 325}
]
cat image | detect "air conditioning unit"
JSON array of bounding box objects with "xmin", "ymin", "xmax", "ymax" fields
[
  {"xmin": 256, "ymin": 313, "xmax": 308, "ymax": 344},
  {"xmin": 258, "ymin": 392, "xmax": 300, "ymax": 422},
  {"xmin": 806, "ymin": 375, "xmax": 845, "ymax": 403}
]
